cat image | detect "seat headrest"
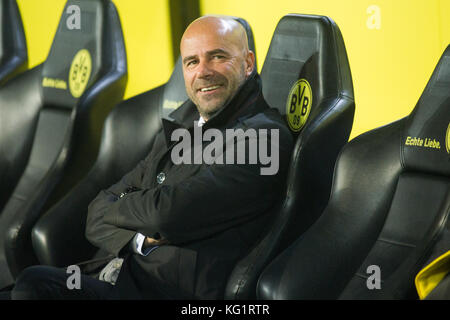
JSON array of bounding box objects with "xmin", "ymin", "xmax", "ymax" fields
[
  {"xmin": 161, "ymin": 58, "xmax": 188, "ymax": 119},
  {"xmin": 402, "ymin": 45, "xmax": 450, "ymax": 176},
  {"xmin": 161, "ymin": 16, "xmax": 257, "ymax": 119},
  {"xmin": 41, "ymin": 0, "xmax": 124, "ymax": 108},
  {"xmin": 261, "ymin": 14, "xmax": 354, "ymax": 133},
  {"xmin": 0, "ymin": 0, "xmax": 28, "ymax": 84}
]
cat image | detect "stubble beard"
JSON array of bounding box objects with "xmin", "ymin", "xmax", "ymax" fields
[{"xmin": 193, "ymin": 65, "xmax": 247, "ymax": 121}]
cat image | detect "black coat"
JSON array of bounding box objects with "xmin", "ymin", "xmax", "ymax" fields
[{"xmin": 85, "ymin": 73, "xmax": 294, "ymax": 299}]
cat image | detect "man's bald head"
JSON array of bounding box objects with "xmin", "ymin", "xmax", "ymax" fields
[
  {"xmin": 180, "ymin": 16, "xmax": 255, "ymax": 120},
  {"xmin": 181, "ymin": 16, "xmax": 250, "ymax": 54}
]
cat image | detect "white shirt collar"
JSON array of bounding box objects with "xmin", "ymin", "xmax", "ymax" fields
[{"xmin": 197, "ymin": 116, "xmax": 206, "ymax": 127}]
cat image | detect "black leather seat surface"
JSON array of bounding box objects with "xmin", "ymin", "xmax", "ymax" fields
[
  {"xmin": 0, "ymin": 0, "xmax": 127, "ymax": 289},
  {"xmin": 0, "ymin": 0, "xmax": 27, "ymax": 86},
  {"xmin": 31, "ymin": 16, "xmax": 257, "ymax": 273},
  {"xmin": 257, "ymin": 45, "xmax": 450, "ymax": 300},
  {"xmin": 225, "ymin": 14, "xmax": 355, "ymax": 299}
]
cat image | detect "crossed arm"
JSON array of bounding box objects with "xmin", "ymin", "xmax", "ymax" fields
[
  {"xmin": 85, "ymin": 125, "xmax": 292, "ymax": 257},
  {"xmin": 86, "ymin": 163, "xmax": 276, "ymax": 256}
]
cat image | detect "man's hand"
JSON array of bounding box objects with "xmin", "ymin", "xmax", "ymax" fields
[{"xmin": 144, "ymin": 236, "xmax": 169, "ymax": 247}]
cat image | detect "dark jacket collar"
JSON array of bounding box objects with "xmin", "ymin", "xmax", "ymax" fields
[{"xmin": 162, "ymin": 71, "xmax": 268, "ymax": 145}]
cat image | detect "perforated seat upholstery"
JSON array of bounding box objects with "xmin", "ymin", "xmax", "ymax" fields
[
  {"xmin": 0, "ymin": 0, "xmax": 127, "ymax": 288},
  {"xmin": 31, "ymin": 17, "xmax": 257, "ymax": 272},
  {"xmin": 225, "ymin": 14, "xmax": 355, "ymax": 299},
  {"xmin": 257, "ymin": 45, "xmax": 450, "ymax": 300},
  {"xmin": 0, "ymin": 0, "xmax": 27, "ymax": 86}
]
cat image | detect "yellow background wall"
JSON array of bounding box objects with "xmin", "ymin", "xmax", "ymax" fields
[{"xmin": 15, "ymin": 0, "xmax": 450, "ymax": 139}]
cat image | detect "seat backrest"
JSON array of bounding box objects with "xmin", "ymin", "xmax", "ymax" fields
[
  {"xmin": 257, "ymin": 45, "xmax": 450, "ymax": 300},
  {"xmin": 0, "ymin": 0, "xmax": 127, "ymax": 288},
  {"xmin": 31, "ymin": 17, "xmax": 257, "ymax": 270},
  {"xmin": 225, "ymin": 14, "xmax": 355, "ymax": 299},
  {"xmin": 0, "ymin": 0, "xmax": 27, "ymax": 86}
]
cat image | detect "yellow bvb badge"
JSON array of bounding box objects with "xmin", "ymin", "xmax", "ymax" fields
[
  {"xmin": 286, "ymin": 79, "xmax": 312, "ymax": 132},
  {"xmin": 446, "ymin": 122, "xmax": 450, "ymax": 154},
  {"xmin": 69, "ymin": 49, "xmax": 92, "ymax": 98}
]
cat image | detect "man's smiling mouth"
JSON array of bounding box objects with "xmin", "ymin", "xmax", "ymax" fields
[{"xmin": 199, "ymin": 85, "xmax": 222, "ymax": 92}]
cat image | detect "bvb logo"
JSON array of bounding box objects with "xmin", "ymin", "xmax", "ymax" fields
[
  {"xmin": 446, "ymin": 122, "xmax": 450, "ymax": 154},
  {"xmin": 286, "ymin": 79, "xmax": 312, "ymax": 132},
  {"xmin": 69, "ymin": 49, "xmax": 92, "ymax": 98}
]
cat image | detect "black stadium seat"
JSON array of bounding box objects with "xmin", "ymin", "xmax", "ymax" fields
[
  {"xmin": 257, "ymin": 45, "xmax": 450, "ymax": 300},
  {"xmin": 0, "ymin": 0, "xmax": 27, "ymax": 86},
  {"xmin": 0, "ymin": 0, "xmax": 127, "ymax": 289},
  {"xmin": 225, "ymin": 14, "xmax": 355, "ymax": 299},
  {"xmin": 31, "ymin": 16, "xmax": 256, "ymax": 272}
]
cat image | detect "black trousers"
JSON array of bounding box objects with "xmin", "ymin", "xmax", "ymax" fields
[{"xmin": 9, "ymin": 265, "xmax": 121, "ymax": 300}]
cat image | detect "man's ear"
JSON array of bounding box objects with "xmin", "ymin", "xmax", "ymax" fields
[{"xmin": 245, "ymin": 50, "xmax": 256, "ymax": 77}]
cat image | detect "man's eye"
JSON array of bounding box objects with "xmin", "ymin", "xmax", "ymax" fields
[
  {"xmin": 213, "ymin": 55, "xmax": 225, "ymax": 59},
  {"xmin": 186, "ymin": 60, "xmax": 198, "ymax": 67}
]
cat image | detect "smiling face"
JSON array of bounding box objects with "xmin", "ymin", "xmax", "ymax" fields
[{"xmin": 180, "ymin": 17, "xmax": 255, "ymax": 120}]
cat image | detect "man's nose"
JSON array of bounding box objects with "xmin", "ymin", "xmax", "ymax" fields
[{"xmin": 197, "ymin": 60, "xmax": 214, "ymax": 79}]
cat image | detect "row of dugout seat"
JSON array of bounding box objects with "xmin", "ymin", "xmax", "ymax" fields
[
  {"xmin": 0, "ymin": 0, "xmax": 448, "ymax": 299},
  {"xmin": 0, "ymin": 0, "xmax": 127, "ymax": 287},
  {"xmin": 258, "ymin": 44, "xmax": 450, "ymax": 299}
]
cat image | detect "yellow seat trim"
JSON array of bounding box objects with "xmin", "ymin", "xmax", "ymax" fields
[{"xmin": 415, "ymin": 250, "xmax": 450, "ymax": 299}]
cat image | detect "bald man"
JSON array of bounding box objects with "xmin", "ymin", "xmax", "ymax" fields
[
  {"xmin": 181, "ymin": 16, "xmax": 255, "ymax": 120},
  {"xmin": 10, "ymin": 16, "xmax": 293, "ymax": 300}
]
